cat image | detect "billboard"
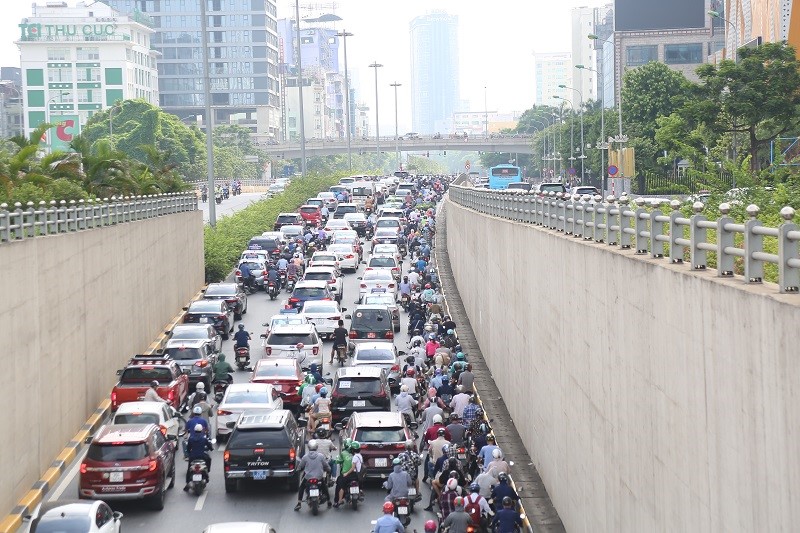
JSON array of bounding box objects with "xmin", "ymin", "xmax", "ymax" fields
[
  {"xmin": 48, "ymin": 115, "xmax": 80, "ymax": 152},
  {"xmin": 615, "ymin": 0, "xmax": 706, "ymax": 31}
]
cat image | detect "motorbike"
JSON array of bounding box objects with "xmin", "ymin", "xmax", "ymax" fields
[
  {"xmin": 212, "ymin": 376, "xmax": 231, "ymax": 403},
  {"xmin": 278, "ymin": 269, "xmax": 287, "ymax": 289},
  {"xmin": 393, "ymin": 496, "xmax": 411, "ymax": 526},
  {"xmin": 201, "ymin": 191, "xmax": 207, "ymax": 203},
  {"xmin": 336, "ymin": 344, "xmax": 347, "ymax": 366},
  {"xmin": 222, "ymin": 187, "xmax": 230, "ymax": 199},
  {"xmin": 187, "ymin": 458, "xmax": 210, "ymax": 495},
  {"xmin": 234, "ymin": 346, "xmax": 250, "ymax": 370},
  {"xmin": 286, "ymin": 274, "xmax": 296, "ymax": 293},
  {"xmin": 365, "ymin": 226, "xmax": 374, "ymax": 241},
  {"xmin": 398, "ymin": 242, "xmax": 408, "ymax": 258},
  {"xmin": 267, "ymin": 280, "xmax": 279, "ymax": 300},
  {"xmin": 400, "ymin": 293, "xmax": 411, "ymax": 312},
  {"xmin": 305, "ymin": 477, "xmax": 328, "ymax": 515},
  {"xmin": 240, "ymin": 277, "xmax": 256, "ymax": 295},
  {"xmin": 316, "ymin": 415, "xmax": 332, "ymax": 439},
  {"xmin": 215, "ymin": 194, "xmax": 222, "ymax": 204},
  {"xmin": 344, "ymin": 478, "xmax": 362, "ymax": 510}
]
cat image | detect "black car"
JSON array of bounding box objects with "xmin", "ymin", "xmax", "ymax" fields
[
  {"xmin": 333, "ymin": 203, "xmax": 359, "ymax": 219},
  {"xmin": 247, "ymin": 237, "xmax": 282, "ymax": 260},
  {"xmin": 329, "ymin": 366, "xmax": 391, "ymax": 422},
  {"xmin": 204, "ymin": 282, "xmax": 248, "ymax": 320},
  {"xmin": 274, "ymin": 213, "xmax": 303, "ymax": 231},
  {"xmin": 160, "ymin": 339, "xmax": 218, "ymax": 390},
  {"xmin": 183, "ymin": 300, "xmax": 234, "ymax": 340},
  {"xmin": 223, "ymin": 409, "xmax": 306, "ymax": 493}
]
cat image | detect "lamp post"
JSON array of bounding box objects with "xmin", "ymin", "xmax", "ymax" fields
[
  {"xmin": 484, "ymin": 85, "xmax": 488, "ymax": 138},
  {"xmin": 390, "ymin": 82, "xmax": 402, "ymax": 171},
  {"xmin": 553, "ymin": 96, "xmax": 575, "ymax": 182},
  {"xmin": 589, "ymin": 33, "xmax": 626, "ymax": 186},
  {"xmin": 199, "ymin": 0, "xmax": 217, "ymax": 225},
  {"xmin": 559, "ymin": 84, "xmax": 585, "ymax": 182},
  {"xmin": 336, "ymin": 30, "xmax": 354, "ymax": 170},
  {"xmin": 294, "ymin": 0, "xmax": 307, "ymax": 177},
  {"xmin": 576, "ymin": 63, "xmax": 605, "ymax": 192},
  {"xmin": 368, "ymin": 62, "xmax": 383, "ymax": 159},
  {"xmin": 709, "ymin": 9, "xmax": 740, "ymax": 166},
  {"xmin": 551, "ymin": 112, "xmax": 561, "ymax": 179},
  {"xmin": 44, "ymin": 91, "xmax": 70, "ymax": 149}
]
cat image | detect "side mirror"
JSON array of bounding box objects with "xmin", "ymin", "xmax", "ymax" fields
[
  {"xmin": 361, "ymin": 261, "xmax": 367, "ymax": 264},
  {"xmin": 113, "ymin": 512, "xmax": 123, "ymax": 521},
  {"xmin": 334, "ymin": 423, "xmax": 343, "ymax": 431},
  {"xmin": 262, "ymin": 322, "xmax": 268, "ymax": 326},
  {"xmin": 344, "ymin": 314, "xmax": 352, "ymax": 320},
  {"xmin": 340, "ymin": 307, "xmax": 348, "ymax": 312},
  {"xmin": 164, "ymin": 330, "xmax": 172, "ymax": 336},
  {"xmin": 116, "ymin": 369, "xmax": 123, "ymax": 376},
  {"xmin": 356, "ymin": 277, "xmax": 363, "ymax": 280},
  {"xmin": 84, "ymin": 435, "xmax": 93, "ymax": 444},
  {"xmin": 398, "ymin": 350, "xmax": 407, "ymax": 356},
  {"xmin": 340, "ymin": 417, "xmax": 350, "ymax": 426},
  {"xmin": 225, "ymin": 421, "xmax": 236, "ymax": 429},
  {"xmin": 167, "ymin": 434, "xmax": 178, "ymax": 442},
  {"xmin": 182, "ymin": 306, "xmax": 188, "ymax": 311}
]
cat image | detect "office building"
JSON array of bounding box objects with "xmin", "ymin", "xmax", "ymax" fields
[
  {"xmin": 722, "ymin": 0, "xmax": 800, "ymax": 60},
  {"xmin": 0, "ymin": 67, "xmax": 23, "ymax": 139},
  {"xmin": 410, "ymin": 11, "xmax": 460, "ymax": 134},
  {"xmin": 103, "ymin": 0, "xmax": 282, "ymax": 138},
  {"xmin": 533, "ymin": 52, "xmax": 571, "ymax": 106},
  {"xmin": 17, "ymin": 2, "xmax": 158, "ymax": 149},
  {"xmin": 452, "ymin": 110, "xmax": 522, "ymax": 136},
  {"xmin": 570, "ymin": 4, "xmax": 614, "ymax": 108}
]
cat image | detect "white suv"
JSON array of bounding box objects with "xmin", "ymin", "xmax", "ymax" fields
[{"xmin": 262, "ymin": 324, "xmax": 323, "ymax": 370}]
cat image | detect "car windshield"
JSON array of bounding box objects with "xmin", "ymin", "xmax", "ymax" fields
[
  {"xmin": 355, "ymin": 427, "xmax": 406, "ymax": 443},
  {"xmin": 34, "ymin": 516, "xmax": 92, "ymax": 532},
  {"xmin": 355, "ymin": 348, "xmax": 395, "ymax": 362},
  {"xmin": 120, "ymin": 367, "xmax": 172, "ymax": 383},
  {"xmin": 224, "ymin": 391, "xmax": 271, "ymax": 404},
  {"xmin": 540, "ymin": 184, "xmax": 565, "ymax": 193},
  {"xmin": 165, "ymin": 347, "xmax": 204, "ymax": 360},
  {"xmin": 247, "ymin": 239, "xmax": 280, "ymax": 251},
  {"xmin": 344, "ymin": 214, "xmax": 365, "ymax": 221},
  {"xmin": 270, "ymin": 317, "xmax": 306, "ymax": 328},
  {"xmin": 87, "ymin": 443, "xmax": 148, "ymax": 461},
  {"xmin": 364, "ymin": 296, "xmax": 394, "ymax": 306},
  {"xmin": 373, "ymin": 246, "xmax": 395, "ymax": 254},
  {"xmin": 254, "ymin": 364, "xmax": 298, "ymax": 378},
  {"xmin": 313, "ymin": 254, "xmax": 337, "ymax": 262},
  {"xmin": 293, "ymin": 287, "xmax": 328, "ymax": 298},
  {"xmin": 336, "ymin": 377, "xmax": 382, "ymax": 395},
  {"xmin": 351, "ymin": 187, "xmax": 371, "ymax": 196},
  {"xmin": 228, "ymin": 428, "xmax": 290, "ymax": 448},
  {"xmin": 300, "ymin": 207, "xmax": 318, "ymax": 213},
  {"xmin": 113, "ymin": 413, "xmax": 160, "ymax": 425},
  {"xmin": 351, "ymin": 310, "xmax": 390, "ymax": 331},
  {"xmin": 370, "ymin": 257, "xmax": 396, "ymax": 268},
  {"xmin": 238, "ymin": 262, "xmax": 264, "ymax": 271},
  {"xmin": 307, "ymin": 200, "xmax": 323, "ymax": 206},
  {"xmin": 304, "ymin": 271, "xmax": 331, "ymax": 281},
  {"xmin": 375, "ymin": 230, "xmax": 396, "ymax": 238},
  {"xmin": 303, "ymin": 302, "xmax": 338, "ymax": 314},
  {"xmin": 337, "ymin": 206, "xmax": 357, "ymax": 213},
  {"xmin": 277, "ymin": 215, "xmax": 298, "ymax": 223},
  {"xmin": 328, "ymin": 246, "xmax": 352, "ymax": 253},
  {"xmin": 189, "ymin": 301, "xmax": 223, "ymax": 312},
  {"xmin": 364, "ymin": 271, "xmax": 393, "ymax": 281},
  {"xmin": 282, "ymin": 227, "xmax": 303, "ymax": 236},
  {"xmin": 376, "ymin": 220, "xmax": 399, "ymax": 227},
  {"xmin": 267, "ymin": 333, "xmax": 315, "ymax": 345},
  {"xmin": 204, "ymin": 285, "xmax": 236, "ymax": 297},
  {"xmin": 170, "ymin": 327, "xmax": 209, "ymax": 340}
]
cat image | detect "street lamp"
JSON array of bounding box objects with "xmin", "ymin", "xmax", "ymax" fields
[
  {"xmin": 589, "ymin": 33, "xmax": 626, "ymax": 184},
  {"xmin": 484, "ymin": 86, "xmax": 488, "ymax": 138},
  {"xmin": 708, "ymin": 10, "xmax": 739, "ymax": 60},
  {"xmin": 336, "ymin": 30, "xmax": 354, "ymax": 170},
  {"xmin": 199, "ymin": 0, "xmax": 216, "ymax": 226},
  {"xmin": 576, "ymin": 63, "xmax": 606, "ymax": 192},
  {"xmin": 559, "ymin": 84, "xmax": 585, "ymax": 182},
  {"xmin": 368, "ymin": 62, "xmax": 383, "ymax": 158},
  {"xmin": 552, "ymin": 96, "xmax": 575, "ymax": 180},
  {"xmin": 295, "ymin": 0, "xmax": 307, "ymax": 177},
  {"xmin": 390, "ymin": 82, "xmax": 402, "ymax": 171}
]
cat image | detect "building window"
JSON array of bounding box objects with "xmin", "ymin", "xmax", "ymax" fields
[
  {"xmin": 625, "ymin": 45, "xmax": 658, "ymax": 67},
  {"xmin": 47, "ymin": 48, "xmax": 70, "ymax": 61},
  {"xmin": 76, "ymin": 47, "xmax": 100, "ymax": 60},
  {"xmin": 664, "ymin": 43, "xmax": 703, "ymax": 65},
  {"xmin": 48, "ymin": 68, "xmax": 73, "ymax": 83},
  {"xmin": 77, "ymin": 67, "xmax": 101, "ymax": 82},
  {"xmin": 77, "ymin": 89, "xmax": 94, "ymax": 103}
]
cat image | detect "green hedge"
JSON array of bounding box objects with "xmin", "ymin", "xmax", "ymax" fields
[{"xmin": 204, "ymin": 174, "xmax": 343, "ymax": 282}]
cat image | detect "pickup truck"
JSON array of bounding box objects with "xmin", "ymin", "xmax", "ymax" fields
[{"xmin": 111, "ymin": 356, "xmax": 189, "ymax": 411}]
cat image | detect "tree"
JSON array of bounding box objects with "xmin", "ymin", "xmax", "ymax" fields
[{"xmin": 689, "ymin": 42, "xmax": 800, "ymax": 171}]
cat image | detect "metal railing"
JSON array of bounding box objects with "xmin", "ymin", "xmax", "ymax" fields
[
  {"xmin": 449, "ymin": 186, "xmax": 800, "ymax": 294},
  {"xmin": 0, "ymin": 193, "xmax": 198, "ymax": 244}
]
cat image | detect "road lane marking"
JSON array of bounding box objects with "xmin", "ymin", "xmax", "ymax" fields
[
  {"xmin": 194, "ymin": 490, "xmax": 208, "ymax": 510},
  {"xmin": 48, "ymin": 448, "xmax": 87, "ymax": 501}
]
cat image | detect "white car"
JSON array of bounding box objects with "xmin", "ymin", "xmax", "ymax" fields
[
  {"xmin": 358, "ymin": 268, "xmax": 397, "ymax": 303},
  {"xmin": 111, "ymin": 401, "xmax": 185, "ymax": 439},
  {"xmin": 203, "ymin": 523, "xmax": 276, "ymax": 533},
  {"xmin": 317, "ymin": 191, "xmax": 338, "ymax": 211},
  {"xmin": 308, "ymin": 251, "xmax": 341, "ymax": 270},
  {"xmin": 167, "ymin": 323, "xmax": 222, "ymax": 353},
  {"xmin": 351, "ymin": 341, "xmax": 399, "ymax": 372},
  {"xmin": 262, "ymin": 311, "xmax": 311, "ymax": 337},
  {"xmin": 366, "ymin": 254, "xmax": 401, "ymax": 281},
  {"xmin": 216, "ymin": 383, "xmax": 283, "ymax": 439},
  {"xmin": 280, "ymin": 224, "xmax": 305, "ymax": 242},
  {"xmin": 263, "ymin": 324, "xmax": 324, "ymax": 369},
  {"xmin": 371, "ymin": 243, "xmax": 402, "ymax": 263},
  {"xmin": 375, "ymin": 216, "xmax": 402, "ymax": 233},
  {"xmin": 30, "ymin": 500, "xmax": 122, "ymax": 532},
  {"xmin": 362, "ymin": 293, "xmax": 401, "ymax": 332},
  {"xmin": 324, "ymin": 218, "xmax": 352, "ymax": 233},
  {"xmin": 240, "ymin": 250, "xmax": 271, "ymax": 263},
  {"xmin": 328, "ymin": 243, "xmax": 359, "ymax": 272},
  {"xmin": 303, "ymin": 265, "xmax": 344, "ymax": 302},
  {"xmin": 378, "ymin": 208, "xmax": 405, "ymax": 222},
  {"xmin": 300, "ymin": 300, "xmax": 347, "ymax": 337},
  {"xmin": 260, "ymin": 231, "xmax": 287, "ymax": 244}
]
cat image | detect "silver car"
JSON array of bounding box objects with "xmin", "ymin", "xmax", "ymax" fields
[{"xmin": 216, "ymin": 383, "xmax": 283, "ymax": 440}]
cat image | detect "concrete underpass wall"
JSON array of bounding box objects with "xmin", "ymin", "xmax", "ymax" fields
[
  {"xmin": 444, "ymin": 199, "xmax": 800, "ymax": 532},
  {"xmin": 0, "ymin": 211, "xmax": 203, "ymax": 517}
]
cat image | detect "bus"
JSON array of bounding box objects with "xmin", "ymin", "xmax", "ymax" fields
[{"xmin": 488, "ymin": 164, "xmax": 522, "ymax": 189}]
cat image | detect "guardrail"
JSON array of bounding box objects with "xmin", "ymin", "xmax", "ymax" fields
[
  {"xmin": 0, "ymin": 192, "xmax": 198, "ymax": 244},
  {"xmin": 450, "ymin": 186, "xmax": 800, "ymax": 294}
]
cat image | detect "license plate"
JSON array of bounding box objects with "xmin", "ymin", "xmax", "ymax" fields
[
  {"xmin": 352, "ymin": 400, "xmax": 366, "ymax": 407},
  {"xmin": 200, "ymin": 317, "xmax": 210, "ymax": 323},
  {"xmin": 350, "ymin": 486, "xmax": 360, "ymax": 495},
  {"xmin": 398, "ymin": 506, "xmax": 408, "ymax": 515},
  {"xmin": 371, "ymin": 288, "xmax": 386, "ymax": 293},
  {"xmin": 192, "ymin": 474, "xmax": 203, "ymax": 482},
  {"xmin": 408, "ymin": 488, "xmax": 417, "ymax": 496},
  {"xmin": 273, "ymin": 384, "xmax": 283, "ymax": 391},
  {"xmin": 458, "ymin": 453, "xmax": 466, "ymax": 460},
  {"xmin": 101, "ymin": 486, "xmax": 126, "ymax": 493},
  {"xmin": 367, "ymin": 332, "xmax": 376, "ymax": 339},
  {"xmin": 374, "ymin": 457, "xmax": 387, "ymax": 467},
  {"xmin": 309, "ymin": 488, "xmax": 320, "ymax": 497},
  {"xmin": 252, "ymin": 470, "xmax": 269, "ymax": 480},
  {"xmin": 109, "ymin": 472, "xmax": 123, "ymax": 483}
]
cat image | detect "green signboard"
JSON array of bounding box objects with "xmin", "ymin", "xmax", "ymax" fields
[{"xmin": 48, "ymin": 115, "xmax": 80, "ymax": 152}]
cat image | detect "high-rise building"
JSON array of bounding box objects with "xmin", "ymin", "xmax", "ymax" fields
[
  {"xmin": 533, "ymin": 52, "xmax": 571, "ymax": 106},
  {"xmin": 0, "ymin": 67, "xmax": 23, "ymax": 139},
  {"xmin": 723, "ymin": 0, "xmax": 800, "ymax": 60},
  {"xmin": 571, "ymin": 4, "xmax": 614, "ymax": 107},
  {"xmin": 409, "ymin": 12, "xmax": 460, "ymax": 134},
  {"xmin": 17, "ymin": 2, "xmax": 158, "ymax": 149},
  {"xmin": 102, "ymin": 0, "xmax": 281, "ymax": 138}
]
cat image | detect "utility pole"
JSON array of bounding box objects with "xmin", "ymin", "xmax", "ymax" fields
[
  {"xmin": 369, "ymin": 62, "xmax": 383, "ymax": 159},
  {"xmin": 390, "ymin": 82, "xmax": 402, "ymax": 171},
  {"xmin": 336, "ymin": 30, "xmax": 354, "ymax": 170},
  {"xmin": 295, "ymin": 0, "xmax": 307, "ymax": 176},
  {"xmin": 200, "ymin": 0, "xmax": 216, "ymax": 226}
]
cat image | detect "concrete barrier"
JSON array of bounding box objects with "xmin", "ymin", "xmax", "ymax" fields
[
  {"xmin": 445, "ymin": 198, "xmax": 800, "ymax": 532},
  {"xmin": 0, "ymin": 210, "xmax": 204, "ymax": 521}
]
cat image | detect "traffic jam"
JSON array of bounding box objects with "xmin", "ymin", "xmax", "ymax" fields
[{"xmin": 34, "ymin": 174, "xmax": 526, "ymax": 533}]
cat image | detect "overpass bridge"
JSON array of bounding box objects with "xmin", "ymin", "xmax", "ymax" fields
[{"xmin": 253, "ymin": 133, "xmax": 536, "ymax": 159}]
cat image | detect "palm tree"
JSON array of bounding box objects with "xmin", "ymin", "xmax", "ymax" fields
[{"xmin": 0, "ymin": 123, "xmax": 53, "ymax": 198}]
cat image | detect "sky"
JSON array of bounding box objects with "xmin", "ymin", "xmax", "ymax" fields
[{"xmin": 0, "ymin": 0, "xmax": 599, "ymax": 132}]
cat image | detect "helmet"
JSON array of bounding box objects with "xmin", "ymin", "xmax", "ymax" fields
[
  {"xmin": 315, "ymin": 428, "xmax": 327, "ymax": 438},
  {"xmin": 424, "ymin": 519, "xmax": 438, "ymax": 533},
  {"xmin": 456, "ymin": 352, "xmax": 465, "ymax": 360},
  {"xmin": 307, "ymin": 440, "xmax": 318, "ymax": 451},
  {"xmin": 350, "ymin": 441, "xmax": 361, "ymax": 451},
  {"xmin": 392, "ymin": 458, "xmax": 401, "ymax": 465},
  {"xmin": 437, "ymin": 428, "xmax": 446, "ymax": 436},
  {"xmin": 492, "ymin": 448, "xmax": 503, "ymax": 459},
  {"xmin": 400, "ymin": 385, "xmax": 409, "ymax": 392},
  {"xmin": 406, "ymin": 368, "xmax": 415, "ymax": 377},
  {"xmin": 193, "ymin": 406, "xmax": 202, "ymax": 414},
  {"xmin": 502, "ymin": 496, "xmax": 513, "ymax": 507},
  {"xmin": 343, "ymin": 438, "xmax": 352, "ymax": 449},
  {"xmin": 405, "ymin": 439, "xmax": 415, "ymax": 450},
  {"xmin": 150, "ymin": 380, "xmax": 159, "ymax": 388},
  {"xmin": 433, "ymin": 414, "xmax": 443, "ymax": 424},
  {"xmin": 383, "ymin": 501, "xmax": 395, "ymax": 514},
  {"xmin": 238, "ymin": 324, "xmax": 245, "ymax": 330},
  {"xmin": 498, "ymin": 472, "xmax": 509, "ymax": 483},
  {"xmin": 319, "ymin": 388, "xmax": 328, "ymax": 398},
  {"xmin": 413, "ymin": 340, "xmax": 422, "ymax": 347},
  {"xmin": 403, "ymin": 276, "xmax": 409, "ymax": 281},
  {"xmin": 406, "ymin": 355, "xmax": 415, "ymax": 365},
  {"xmin": 469, "ymin": 482, "xmax": 480, "ymax": 493},
  {"xmin": 454, "ymin": 496, "xmax": 464, "ymax": 509},
  {"xmin": 315, "ymin": 384, "xmax": 323, "ymax": 392},
  {"xmin": 446, "ymin": 478, "xmax": 458, "ymax": 491},
  {"xmin": 425, "ymin": 283, "xmax": 431, "ymax": 289},
  {"xmin": 304, "ymin": 374, "xmax": 316, "ymax": 384},
  {"xmin": 447, "ymin": 329, "xmax": 454, "ymax": 335},
  {"xmin": 441, "ymin": 443, "xmax": 450, "ymax": 453},
  {"xmin": 194, "ymin": 424, "xmax": 204, "ymax": 432},
  {"xmin": 450, "ymin": 413, "xmax": 459, "ymax": 420}
]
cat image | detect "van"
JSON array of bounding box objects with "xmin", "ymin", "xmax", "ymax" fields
[{"xmin": 350, "ymin": 181, "xmax": 375, "ymax": 205}]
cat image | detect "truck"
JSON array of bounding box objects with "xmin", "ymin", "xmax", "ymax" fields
[{"xmin": 111, "ymin": 355, "xmax": 189, "ymax": 411}]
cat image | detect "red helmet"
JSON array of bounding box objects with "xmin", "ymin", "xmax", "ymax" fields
[
  {"xmin": 424, "ymin": 519, "xmax": 438, "ymax": 532},
  {"xmin": 425, "ymin": 283, "xmax": 431, "ymax": 289},
  {"xmin": 315, "ymin": 383, "xmax": 323, "ymax": 392},
  {"xmin": 383, "ymin": 501, "xmax": 395, "ymax": 514},
  {"xmin": 406, "ymin": 368, "xmax": 416, "ymax": 377}
]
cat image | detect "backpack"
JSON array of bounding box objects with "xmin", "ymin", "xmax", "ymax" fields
[{"xmin": 464, "ymin": 493, "xmax": 483, "ymax": 521}]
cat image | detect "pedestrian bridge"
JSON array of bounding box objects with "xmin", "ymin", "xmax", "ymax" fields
[{"xmin": 253, "ymin": 134, "xmax": 535, "ymax": 159}]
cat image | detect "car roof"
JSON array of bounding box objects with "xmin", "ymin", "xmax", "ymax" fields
[
  {"xmin": 354, "ymin": 304, "xmax": 392, "ymax": 311},
  {"xmin": 204, "ymin": 523, "xmax": 275, "ymax": 533},
  {"xmin": 206, "ymin": 282, "xmax": 238, "ymax": 290},
  {"xmin": 254, "ymin": 357, "xmax": 300, "ymax": 368},
  {"xmin": 305, "ymin": 266, "xmax": 336, "ymax": 273},
  {"xmin": 225, "ymin": 383, "xmax": 273, "ymax": 393},
  {"xmin": 93, "ymin": 423, "xmax": 157, "ymax": 443},
  {"xmin": 336, "ymin": 366, "xmax": 384, "ymax": 378},
  {"xmin": 295, "ymin": 280, "xmax": 329, "ymax": 288},
  {"xmin": 353, "ymin": 341, "xmax": 396, "ymax": 351},
  {"xmin": 37, "ymin": 500, "xmax": 100, "ymax": 517},
  {"xmin": 350, "ymin": 410, "xmax": 404, "ymax": 426},
  {"xmin": 300, "ymin": 204, "xmax": 319, "ymax": 209},
  {"xmin": 114, "ymin": 401, "xmax": 168, "ymax": 414},
  {"xmin": 369, "ymin": 255, "xmax": 398, "ymax": 262},
  {"xmin": 235, "ymin": 409, "xmax": 293, "ymax": 429},
  {"xmin": 377, "ymin": 216, "xmax": 401, "ymax": 221},
  {"xmin": 164, "ymin": 338, "xmax": 208, "ymax": 348},
  {"xmin": 278, "ymin": 212, "xmax": 300, "ymax": 217}
]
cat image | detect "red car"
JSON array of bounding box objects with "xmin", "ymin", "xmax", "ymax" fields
[
  {"xmin": 299, "ymin": 204, "xmax": 322, "ymax": 227},
  {"xmin": 250, "ymin": 357, "xmax": 304, "ymax": 413}
]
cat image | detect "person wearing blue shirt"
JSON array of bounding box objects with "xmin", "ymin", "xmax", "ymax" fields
[
  {"xmin": 420, "ymin": 243, "xmax": 431, "ymax": 258},
  {"xmin": 492, "ymin": 496, "xmax": 522, "ymax": 532},
  {"xmin": 490, "ymin": 473, "xmax": 520, "ymax": 506},
  {"xmin": 183, "ymin": 426, "xmax": 214, "ymax": 490},
  {"xmin": 373, "ymin": 502, "xmax": 405, "ymax": 532},
  {"xmin": 239, "ymin": 261, "xmax": 253, "ymax": 290},
  {"xmin": 478, "ymin": 435, "xmax": 499, "ymax": 471},
  {"xmin": 416, "ymin": 258, "xmax": 427, "ymax": 272},
  {"xmin": 233, "ymin": 324, "xmax": 251, "ymax": 349},
  {"xmin": 276, "ymin": 257, "xmax": 289, "ymax": 270}
]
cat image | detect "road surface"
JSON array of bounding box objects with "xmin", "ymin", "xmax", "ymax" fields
[{"xmin": 200, "ymin": 192, "xmax": 266, "ymax": 224}]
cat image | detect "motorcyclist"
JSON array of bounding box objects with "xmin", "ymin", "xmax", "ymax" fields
[
  {"xmin": 400, "ymin": 368, "xmax": 418, "ymax": 393},
  {"xmin": 239, "ymin": 261, "xmax": 253, "ymax": 291},
  {"xmin": 407, "ymin": 268, "xmax": 421, "ymax": 290},
  {"xmin": 294, "ymin": 440, "xmax": 331, "ymax": 511},
  {"xmin": 299, "ymin": 375, "xmax": 317, "ymax": 408},
  {"xmin": 143, "ymin": 380, "xmax": 166, "ymax": 403},
  {"xmin": 286, "ymin": 260, "xmax": 299, "ymax": 282},
  {"xmin": 372, "ymin": 501, "xmax": 405, "ymax": 533},
  {"xmin": 182, "ymin": 425, "xmax": 213, "ymax": 491},
  {"xmin": 212, "ymin": 354, "xmax": 234, "ymax": 382},
  {"xmin": 397, "ymin": 439, "xmax": 421, "ymax": 497},
  {"xmin": 437, "ymin": 478, "xmax": 461, "ymax": 518},
  {"xmin": 188, "ymin": 382, "xmax": 207, "ymax": 409},
  {"xmin": 416, "ymin": 257, "xmax": 428, "ymax": 273},
  {"xmin": 395, "ymin": 386, "xmax": 416, "ymax": 422},
  {"xmin": 186, "ymin": 405, "xmax": 209, "ymax": 436},
  {"xmin": 487, "ymin": 448, "xmax": 510, "ymax": 476},
  {"xmin": 425, "ymin": 337, "xmax": 440, "ymax": 359},
  {"xmin": 331, "ymin": 439, "xmax": 353, "ymax": 506},
  {"xmin": 449, "ymin": 385, "xmax": 471, "ymax": 419},
  {"xmin": 445, "ymin": 413, "xmax": 467, "ymax": 447},
  {"xmin": 330, "ymin": 319, "xmax": 349, "ymax": 364},
  {"xmin": 458, "ymin": 363, "xmax": 475, "ymax": 392},
  {"xmin": 266, "ymin": 263, "xmax": 280, "ymax": 290},
  {"xmin": 233, "ymin": 324, "xmax": 251, "ymax": 350},
  {"xmin": 492, "ymin": 496, "xmax": 523, "ymax": 533},
  {"xmin": 383, "ymin": 458, "xmax": 412, "ymax": 501},
  {"xmin": 490, "ymin": 473, "xmax": 520, "ymax": 509},
  {"xmin": 308, "ymin": 363, "xmax": 324, "ymax": 385},
  {"xmin": 408, "ymin": 312, "xmax": 426, "ymax": 335},
  {"xmin": 313, "ymin": 428, "xmax": 337, "ymax": 480},
  {"xmin": 308, "ymin": 387, "xmax": 331, "ymax": 433},
  {"xmin": 478, "ymin": 435, "xmax": 500, "ymax": 472},
  {"xmin": 334, "ymin": 441, "xmax": 363, "ymax": 507},
  {"xmin": 398, "ymin": 276, "xmax": 412, "ymax": 300},
  {"xmin": 441, "ymin": 496, "xmax": 474, "ymax": 533},
  {"xmin": 464, "ymin": 482, "xmax": 494, "ymax": 529},
  {"xmin": 276, "ymin": 255, "xmax": 289, "ymax": 272}
]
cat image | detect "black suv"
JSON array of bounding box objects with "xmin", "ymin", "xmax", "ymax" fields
[
  {"xmin": 274, "ymin": 212, "xmax": 303, "ymax": 231},
  {"xmin": 329, "ymin": 366, "xmax": 391, "ymax": 422},
  {"xmin": 160, "ymin": 339, "xmax": 218, "ymax": 390},
  {"xmin": 247, "ymin": 237, "xmax": 282, "ymax": 260},
  {"xmin": 203, "ymin": 283, "xmax": 247, "ymax": 320},
  {"xmin": 223, "ymin": 409, "xmax": 306, "ymax": 493}
]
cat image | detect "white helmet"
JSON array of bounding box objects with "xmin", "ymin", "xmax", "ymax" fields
[
  {"xmin": 194, "ymin": 424, "xmax": 204, "ymax": 432},
  {"xmin": 492, "ymin": 448, "xmax": 503, "ymax": 459},
  {"xmin": 400, "ymin": 385, "xmax": 409, "ymax": 392},
  {"xmin": 193, "ymin": 406, "xmax": 202, "ymax": 414},
  {"xmin": 196, "ymin": 382, "xmax": 205, "ymax": 390},
  {"xmin": 308, "ymin": 439, "xmax": 318, "ymax": 451},
  {"xmin": 433, "ymin": 414, "xmax": 443, "ymax": 424}
]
